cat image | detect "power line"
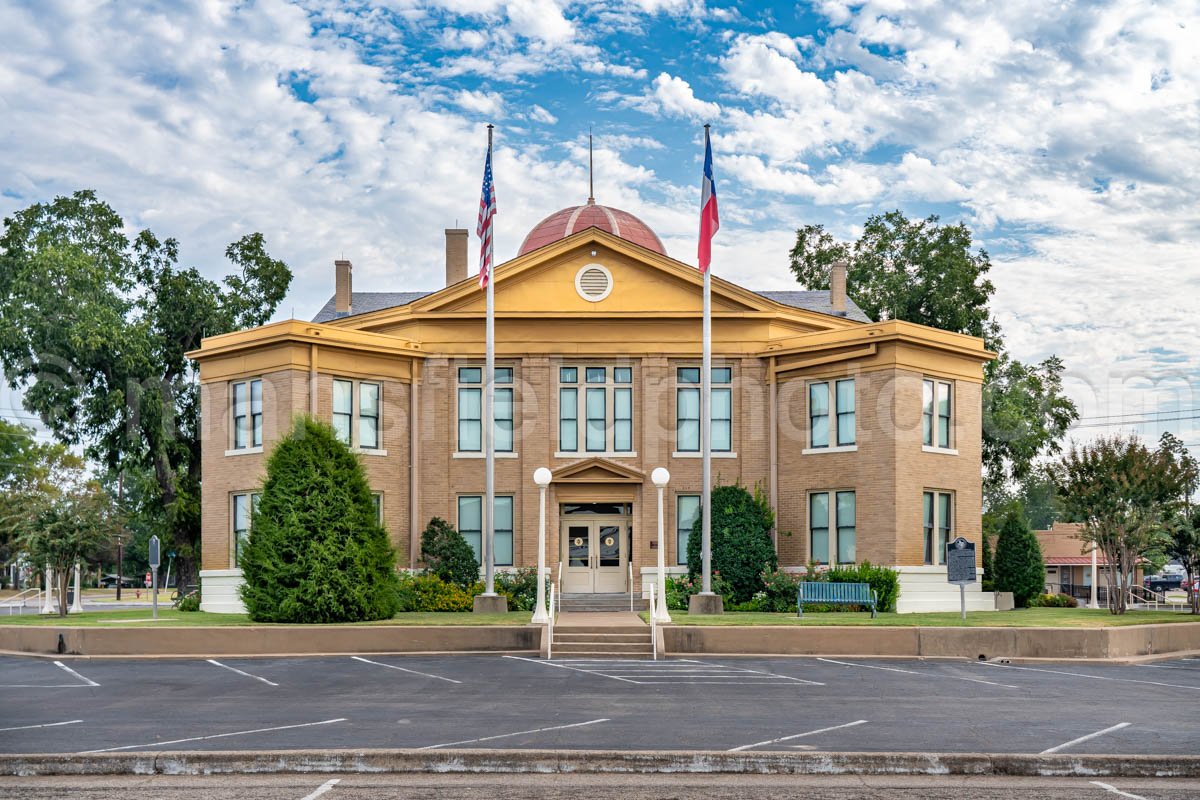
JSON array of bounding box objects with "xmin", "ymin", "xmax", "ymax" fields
[
  {"xmin": 1076, "ymin": 406, "xmax": 1200, "ymax": 422},
  {"xmin": 1070, "ymin": 413, "xmax": 1200, "ymax": 430}
]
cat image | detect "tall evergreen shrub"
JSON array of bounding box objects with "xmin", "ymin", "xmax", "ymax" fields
[
  {"xmin": 992, "ymin": 506, "xmax": 1045, "ymax": 608},
  {"xmin": 239, "ymin": 417, "xmax": 400, "ymax": 622},
  {"xmin": 687, "ymin": 483, "xmax": 776, "ymax": 603},
  {"xmin": 420, "ymin": 517, "xmax": 479, "ymax": 589}
]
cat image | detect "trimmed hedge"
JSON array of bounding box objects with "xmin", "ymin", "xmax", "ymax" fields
[
  {"xmin": 420, "ymin": 517, "xmax": 479, "ymax": 590},
  {"xmin": 686, "ymin": 484, "xmax": 776, "ymax": 604}
]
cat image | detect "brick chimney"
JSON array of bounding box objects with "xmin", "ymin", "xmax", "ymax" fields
[
  {"xmin": 830, "ymin": 261, "xmax": 847, "ymax": 315},
  {"xmin": 445, "ymin": 228, "xmax": 468, "ymax": 286},
  {"xmin": 335, "ymin": 259, "xmax": 352, "ymax": 318}
]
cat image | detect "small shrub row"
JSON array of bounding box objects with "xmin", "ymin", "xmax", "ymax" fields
[
  {"xmin": 395, "ymin": 568, "xmax": 547, "ymax": 612},
  {"xmin": 665, "ymin": 562, "xmax": 901, "ymax": 614},
  {"xmin": 1029, "ymin": 592, "xmax": 1078, "ymax": 608}
]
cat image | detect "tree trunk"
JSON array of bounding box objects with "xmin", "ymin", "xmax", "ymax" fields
[{"xmin": 56, "ymin": 569, "xmax": 70, "ymax": 617}]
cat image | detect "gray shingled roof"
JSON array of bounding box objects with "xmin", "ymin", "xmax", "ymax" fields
[{"xmin": 312, "ymin": 288, "xmax": 871, "ymax": 324}]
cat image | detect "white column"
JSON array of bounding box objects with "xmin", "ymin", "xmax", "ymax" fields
[
  {"xmin": 652, "ymin": 468, "xmax": 672, "ymax": 623},
  {"xmin": 40, "ymin": 564, "xmax": 54, "ymax": 614},
  {"xmin": 1089, "ymin": 543, "xmax": 1099, "ymax": 609},
  {"xmin": 69, "ymin": 562, "xmax": 84, "ymax": 614},
  {"xmin": 531, "ymin": 468, "xmax": 552, "ymax": 623}
]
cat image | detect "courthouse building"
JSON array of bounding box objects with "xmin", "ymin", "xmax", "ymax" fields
[{"xmin": 190, "ymin": 200, "xmax": 996, "ymax": 613}]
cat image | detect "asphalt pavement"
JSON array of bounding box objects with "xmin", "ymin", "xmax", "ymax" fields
[{"xmin": 2, "ymin": 653, "xmax": 1199, "ymax": 756}]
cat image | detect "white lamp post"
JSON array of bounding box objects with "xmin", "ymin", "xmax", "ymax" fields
[
  {"xmin": 69, "ymin": 562, "xmax": 84, "ymax": 614},
  {"xmin": 651, "ymin": 467, "xmax": 672, "ymax": 623},
  {"xmin": 531, "ymin": 467, "xmax": 553, "ymax": 624}
]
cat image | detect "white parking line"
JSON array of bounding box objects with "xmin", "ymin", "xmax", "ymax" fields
[
  {"xmin": 979, "ymin": 662, "xmax": 1200, "ymax": 691},
  {"xmin": 417, "ymin": 718, "xmax": 610, "ymax": 750},
  {"xmin": 79, "ymin": 718, "xmax": 347, "ymax": 753},
  {"xmin": 0, "ymin": 719, "xmax": 82, "ymax": 732},
  {"xmin": 503, "ymin": 656, "xmax": 639, "ymax": 684},
  {"xmin": 1041, "ymin": 722, "xmax": 1132, "ymax": 754},
  {"xmin": 1090, "ymin": 780, "xmax": 1149, "ymax": 800},
  {"xmin": 817, "ymin": 658, "xmax": 1017, "ymax": 688},
  {"xmin": 207, "ymin": 659, "xmax": 279, "ymax": 687},
  {"xmin": 728, "ymin": 719, "xmax": 868, "ymax": 752},
  {"xmin": 54, "ymin": 661, "xmax": 99, "ymax": 687},
  {"xmin": 351, "ymin": 656, "xmax": 462, "ymax": 684},
  {"xmin": 299, "ymin": 778, "xmax": 341, "ymax": 800},
  {"xmin": 678, "ymin": 660, "xmax": 825, "ymax": 686}
]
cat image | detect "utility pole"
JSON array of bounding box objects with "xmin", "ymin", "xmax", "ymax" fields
[{"xmin": 115, "ymin": 470, "xmax": 124, "ymax": 601}]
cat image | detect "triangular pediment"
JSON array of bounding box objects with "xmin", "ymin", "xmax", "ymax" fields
[{"xmin": 552, "ymin": 457, "xmax": 645, "ymax": 484}]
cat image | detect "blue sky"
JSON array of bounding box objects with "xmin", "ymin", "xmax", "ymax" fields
[{"xmin": 1, "ymin": 0, "xmax": 1198, "ymax": 450}]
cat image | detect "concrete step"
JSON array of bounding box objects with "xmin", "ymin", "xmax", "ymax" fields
[
  {"xmin": 551, "ymin": 626, "xmax": 648, "ymax": 635},
  {"xmin": 560, "ymin": 603, "xmax": 650, "ymax": 612},
  {"xmin": 553, "ymin": 632, "xmax": 648, "ymax": 642},
  {"xmin": 552, "ymin": 643, "xmax": 654, "ymax": 655},
  {"xmin": 549, "ymin": 651, "xmax": 654, "ymax": 659}
]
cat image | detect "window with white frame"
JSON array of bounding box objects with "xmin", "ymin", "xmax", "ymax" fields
[
  {"xmin": 457, "ymin": 495, "xmax": 513, "ymax": 566},
  {"xmin": 677, "ymin": 494, "xmax": 699, "ymax": 566},
  {"xmin": 676, "ymin": 367, "xmax": 732, "ymax": 452},
  {"xmin": 232, "ymin": 492, "xmax": 261, "ymax": 565},
  {"xmin": 809, "ymin": 379, "xmax": 855, "ymax": 448},
  {"xmin": 332, "ymin": 379, "xmax": 382, "ymax": 449},
  {"xmin": 558, "ymin": 366, "xmax": 633, "ymax": 453},
  {"xmin": 231, "ymin": 378, "xmax": 263, "ymax": 449},
  {"xmin": 809, "ymin": 490, "xmax": 856, "ymax": 565},
  {"xmin": 924, "ymin": 490, "xmax": 953, "ymax": 565},
  {"xmin": 922, "ymin": 379, "xmax": 952, "ymax": 449},
  {"xmin": 457, "ymin": 367, "xmax": 513, "ymax": 452}
]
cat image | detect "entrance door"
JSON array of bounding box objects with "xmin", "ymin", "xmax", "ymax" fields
[{"xmin": 560, "ymin": 520, "xmax": 627, "ymax": 593}]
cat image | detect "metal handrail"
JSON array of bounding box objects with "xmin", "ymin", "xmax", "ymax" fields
[
  {"xmin": 2, "ymin": 587, "xmax": 41, "ymax": 615},
  {"xmin": 1128, "ymin": 585, "xmax": 1163, "ymax": 609},
  {"xmin": 649, "ymin": 582, "xmax": 657, "ymax": 661},
  {"xmin": 629, "ymin": 561, "xmax": 634, "ymax": 611}
]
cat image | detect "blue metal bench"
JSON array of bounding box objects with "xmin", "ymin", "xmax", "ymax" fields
[{"xmin": 797, "ymin": 582, "xmax": 878, "ymax": 618}]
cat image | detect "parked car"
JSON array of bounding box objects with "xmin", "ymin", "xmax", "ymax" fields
[
  {"xmin": 100, "ymin": 574, "xmax": 141, "ymax": 589},
  {"xmin": 1143, "ymin": 574, "xmax": 1184, "ymax": 593}
]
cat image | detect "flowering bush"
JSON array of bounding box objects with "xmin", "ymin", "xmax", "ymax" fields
[
  {"xmin": 665, "ymin": 571, "xmax": 733, "ymax": 610},
  {"xmin": 396, "ymin": 571, "xmax": 477, "ymax": 612},
  {"xmin": 495, "ymin": 567, "xmax": 546, "ymax": 612}
]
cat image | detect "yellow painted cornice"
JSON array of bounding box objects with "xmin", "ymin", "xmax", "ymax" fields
[
  {"xmin": 187, "ymin": 319, "xmax": 426, "ymax": 362},
  {"xmin": 765, "ymin": 319, "xmax": 995, "ymax": 361}
]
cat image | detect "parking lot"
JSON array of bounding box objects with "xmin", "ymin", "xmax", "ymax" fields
[{"xmin": 2, "ymin": 652, "xmax": 1199, "ymax": 757}]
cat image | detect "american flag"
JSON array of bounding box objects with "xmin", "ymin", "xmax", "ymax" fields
[
  {"xmin": 477, "ymin": 141, "xmax": 496, "ymax": 289},
  {"xmin": 698, "ymin": 125, "xmax": 719, "ymax": 273}
]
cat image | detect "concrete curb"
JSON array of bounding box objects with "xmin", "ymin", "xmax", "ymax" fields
[{"xmin": 3, "ymin": 749, "xmax": 1199, "ymax": 778}]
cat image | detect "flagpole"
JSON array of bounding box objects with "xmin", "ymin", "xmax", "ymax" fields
[
  {"xmin": 484, "ymin": 123, "xmax": 496, "ymax": 598},
  {"xmin": 701, "ymin": 257, "xmax": 712, "ymax": 596}
]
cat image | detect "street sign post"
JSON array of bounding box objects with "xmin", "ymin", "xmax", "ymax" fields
[
  {"xmin": 148, "ymin": 535, "xmax": 161, "ymax": 621},
  {"xmin": 945, "ymin": 536, "xmax": 977, "ymax": 621}
]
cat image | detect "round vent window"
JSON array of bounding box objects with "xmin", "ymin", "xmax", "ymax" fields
[{"xmin": 575, "ymin": 264, "xmax": 613, "ymax": 302}]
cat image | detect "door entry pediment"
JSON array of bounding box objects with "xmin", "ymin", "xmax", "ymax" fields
[{"xmin": 552, "ymin": 457, "xmax": 644, "ymax": 484}]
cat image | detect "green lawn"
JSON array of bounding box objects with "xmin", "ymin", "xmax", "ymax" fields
[
  {"xmin": 641, "ymin": 608, "xmax": 1200, "ymax": 628},
  {"xmin": 0, "ymin": 609, "xmax": 533, "ymax": 627}
]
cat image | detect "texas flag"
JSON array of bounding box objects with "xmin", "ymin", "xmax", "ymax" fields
[{"xmin": 697, "ymin": 125, "xmax": 719, "ymax": 273}]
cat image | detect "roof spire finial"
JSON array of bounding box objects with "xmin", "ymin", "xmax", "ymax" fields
[{"xmin": 587, "ymin": 127, "xmax": 595, "ymax": 205}]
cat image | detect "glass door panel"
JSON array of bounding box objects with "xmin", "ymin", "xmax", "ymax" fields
[
  {"xmin": 593, "ymin": 523, "xmax": 626, "ymax": 593},
  {"xmin": 562, "ymin": 523, "xmax": 593, "ymax": 593}
]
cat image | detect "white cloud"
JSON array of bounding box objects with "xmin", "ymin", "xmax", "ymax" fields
[
  {"xmin": 645, "ymin": 72, "xmax": 720, "ymax": 119},
  {"xmin": 453, "ymin": 88, "xmax": 505, "ymax": 116},
  {"xmin": 527, "ymin": 104, "xmax": 557, "ymax": 124}
]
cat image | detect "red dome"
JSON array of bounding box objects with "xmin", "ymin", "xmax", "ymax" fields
[{"xmin": 518, "ymin": 202, "xmax": 666, "ymax": 257}]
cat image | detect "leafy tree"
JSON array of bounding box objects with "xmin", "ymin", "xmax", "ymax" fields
[
  {"xmin": 1051, "ymin": 434, "xmax": 1197, "ymax": 614},
  {"xmin": 980, "ymin": 524, "xmax": 995, "ymax": 592},
  {"xmin": 789, "ymin": 211, "xmax": 1078, "ymax": 499},
  {"xmin": 991, "ymin": 505, "xmax": 1045, "ymax": 608},
  {"xmin": 420, "ymin": 517, "xmax": 479, "ymax": 590},
  {"xmin": 0, "ymin": 419, "xmax": 84, "ymax": 568},
  {"xmin": 6, "ymin": 465, "xmax": 120, "ymax": 615},
  {"xmin": 687, "ymin": 483, "xmax": 776, "ymax": 604},
  {"xmin": 238, "ymin": 417, "xmax": 399, "ymax": 623},
  {"xmin": 0, "ymin": 191, "xmax": 290, "ymax": 591},
  {"xmin": 1013, "ymin": 469, "xmax": 1064, "ymax": 531},
  {"xmin": 1160, "ymin": 433, "xmax": 1200, "ymax": 614}
]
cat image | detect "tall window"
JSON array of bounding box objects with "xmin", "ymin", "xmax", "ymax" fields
[
  {"xmin": 923, "ymin": 379, "xmax": 952, "ymax": 449},
  {"xmin": 677, "ymin": 494, "xmax": 700, "ymax": 566},
  {"xmin": 231, "ymin": 378, "xmax": 263, "ymax": 449},
  {"xmin": 458, "ymin": 495, "xmax": 513, "ymax": 566},
  {"xmin": 810, "ymin": 490, "xmax": 856, "ymax": 564},
  {"xmin": 809, "ymin": 379, "xmax": 855, "ymax": 448},
  {"xmin": 676, "ymin": 367, "xmax": 732, "ymax": 452},
  {"xmin": 558, "ymin": 365, "xmax": 633, "ymax": 453},
  {"xmin": 333, "ymin": 379, "xmax": 382, "ymax": 449},
  {"xmin": 924, "ymin": 491, "xmax": 953, "ymax": 565},
  {"xmin": 232, "ymin": 492, "xmax": 260, "ymax": 565},
  {"xmin": 457, "ymin": 367, "xmax": 513, "ymax": 452},
  {"xmin": 372, "ymin": 493, "xmax": 383, "ymax": 525}
]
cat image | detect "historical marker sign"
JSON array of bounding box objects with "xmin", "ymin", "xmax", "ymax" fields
[
  {"xmin": 946, "ymin": 537, "xmax": 977, "ymax": 585},
  {"xmin": 148, "ymin": 535, "xmax": 161, "ymax": 569}
]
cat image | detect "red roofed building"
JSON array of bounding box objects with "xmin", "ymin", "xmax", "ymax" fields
[{"xmin": 1035, "ymin": 521, "xmax": 1144, "ymax": 605}]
